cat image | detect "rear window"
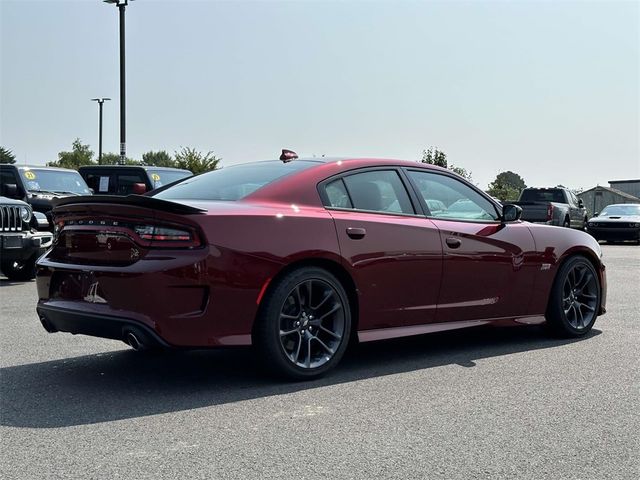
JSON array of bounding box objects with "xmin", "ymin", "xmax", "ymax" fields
[
  {"xmin": 519, "ymin": 189, "xmax": 565, "ymax": 203},
  {"xmin": 154, "ymin": 160, "xmax": 319, "ymax": 201}
]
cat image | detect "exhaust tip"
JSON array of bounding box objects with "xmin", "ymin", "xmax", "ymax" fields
[
  {"xmin": 39, "ymin": 315, "xmax": 57, "ymax": 333},
  {"xmin": 125, "ymin": 331, "xmax": 143, "ymax": 351}
]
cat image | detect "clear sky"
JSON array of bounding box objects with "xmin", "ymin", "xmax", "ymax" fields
[{"xmin": 1, "ymin": 0, "xmax": 638, "ymax": 191}]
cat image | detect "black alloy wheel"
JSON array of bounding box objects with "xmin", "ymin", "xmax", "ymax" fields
[
  {"xmin": 546, "ymin": 255, "xmax": 601, "ymax": 337},
  {"xmin": 254, "ymin": 267, "xmax": 351, "ymax": 380}
]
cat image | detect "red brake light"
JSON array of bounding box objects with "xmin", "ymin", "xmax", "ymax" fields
[
  {"xmin": 134, "ymin": 225, "xmax": 197, "ymax": 244},
  {"xmin": 547, "ymin": 204, "xmax": 554, "ymax": 220}
]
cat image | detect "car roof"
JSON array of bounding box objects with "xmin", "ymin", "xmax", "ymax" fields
[
  {"xmin": 78, "ymin": 165, "xmax": 191, "ymax": 172},
  {"xmin": 233, "ymin": 157, "xmax": 450, "ymax": 171},
  {"xmin": 3, "ymin": 165, "xmax": 81, "ymax": 173}
]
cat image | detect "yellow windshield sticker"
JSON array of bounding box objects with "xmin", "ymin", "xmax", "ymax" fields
[
  {"xmin": 151, "ymin": 173, "xmax": 161, "ymax": 181},
  {"xmin": 24, "ymin": 171, "xmax": 36, "ymax": 180}
]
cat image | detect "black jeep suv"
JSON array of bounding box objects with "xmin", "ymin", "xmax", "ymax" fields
[
  {"xmin": 0, "ymin": 196, "xmax": 52, "ymax": 280},
  {"xmin": 0, "ymin": 164, "xmax": 91, "ymax": 231}
]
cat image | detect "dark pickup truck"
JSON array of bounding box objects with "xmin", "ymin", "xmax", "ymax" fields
[
  {"xmin": 78, "ymin": 165, "xmax": 192, "ymax": 196},
  {"xmin": 513, "ymin": 187, "xmax": 588, "ymax": 230}
]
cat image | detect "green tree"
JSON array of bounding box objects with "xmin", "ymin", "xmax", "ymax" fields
[
  {"xmin": 0, "ymin": 146, "xmax": 16, "ymax": 164},
  {"xmin": 487, "ymin": 171, "xmax": 527, "ymax": 202},
  {"xmin": 48, "ymin": 139, "xmax": 95, "ymax": 169},
  {"xmin": 100, "ymin": 153, "xmax": 141, "ymax": 165},
  {"xmin": 174, "ymin": 147, "xmax": 221, "ymax": 174},
  {"xmin": 142, "ymin": 150, "xmax": 175, "ymax": 168},
  {"xmin": 421, "ymin": 147, "xmax": 473, "ymax": 182},
  {"xmin": 421, "ymin": 147, "xmax": 448, "ymax": 168},
  {"xmin": 450, "ymin": 165, "xmax": 473, "ymax": 182}
]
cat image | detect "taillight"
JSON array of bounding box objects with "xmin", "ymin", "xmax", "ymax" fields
[
  {"xmin": 134, "ymin": 225, "xmax": 192, "ymax": 242},
  {"xmin": 55, "ymin": 218, "xmax": 202, "ymax": 249},
  {"xmin": 547, "ymin": 204, "xmax": 554, "ymax": 220},
  {"xmin": 132, "ymin": 223, "xmax": 202, "ymax": 248}
]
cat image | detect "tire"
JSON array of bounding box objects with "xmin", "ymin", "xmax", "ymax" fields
[
  {"xmin": 1, "ymin": 256, "xmax": 37, "ymax": 281},
  {"xmin": 546, "ymin": 255, "xmax": 601, "ymax": 338},
  {"xmin": 253, "ymin": 267, "xmax": 352, "ymax": 380}
]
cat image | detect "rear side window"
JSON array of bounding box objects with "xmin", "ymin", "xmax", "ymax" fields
[
  {"xmin": 155, "ymin": 160, "xmax": 319, "ymax": 201},
  {"xmin": 325, "ymin": 179, "xmax": 353, "ymax": 208},
  {"xmin": 323, "ymin": 170, "xmax": 414, "ymax": 214}
]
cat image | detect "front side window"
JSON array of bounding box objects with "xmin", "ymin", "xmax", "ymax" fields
[
  {"xmin": 335, "ymin": 170, "xmax": 414, "ymax": 214},
  {"xmin": 407, "ymin": 170, "xmax": 499, "ymax": 221}
]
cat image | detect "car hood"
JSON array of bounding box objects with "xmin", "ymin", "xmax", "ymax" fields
[
  {"xmin": 0, "ymin": 195, "xmax": 28, "ymax": 207},
  {"xmin": 591, "ymin": 215, "xmax": 640, "ymax": 222}
]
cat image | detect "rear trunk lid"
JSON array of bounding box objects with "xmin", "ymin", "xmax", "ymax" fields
[{"xmin": 48, "ymin": 195, "xmax": 205, "ymax": 266}]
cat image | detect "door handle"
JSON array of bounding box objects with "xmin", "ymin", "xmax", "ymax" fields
[
  {"xmin": 445, "ymin": 237, "xmax": 462, "ymax": 249},
  {"xmin": 346, "ymin": 227, "xmax": 366, "ymax": 239}
]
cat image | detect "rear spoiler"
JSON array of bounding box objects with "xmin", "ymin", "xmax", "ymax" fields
[{"xmin": 52, "ymin": 194, "xmax": 205, "ymax": 215}]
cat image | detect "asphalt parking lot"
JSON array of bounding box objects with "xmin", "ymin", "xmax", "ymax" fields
[{"xmin": 1, "ymin": 245, "xmax": 638, "ymax": 480}]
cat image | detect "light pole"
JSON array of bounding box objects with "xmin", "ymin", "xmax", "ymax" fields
[
  {"xmin": 91, "ymin": 98, "xmax": 111, "ymax": 164},
  {"xmin": 103, "ymin": 0, "xmax": 133, "ymax": 165}
]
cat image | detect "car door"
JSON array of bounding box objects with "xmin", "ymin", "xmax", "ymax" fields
[
  {"xmin": 405, "ymin": 169, "xmax": 538, "ymax": 323},
  {"xmin": 319, "ymin": 168, "xmax": 443, "ymax": 331}
]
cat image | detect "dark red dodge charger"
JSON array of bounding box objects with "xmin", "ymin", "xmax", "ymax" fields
[{"xmin": 36, "ymin": 157, "xmax": 607, "ymax": 379}]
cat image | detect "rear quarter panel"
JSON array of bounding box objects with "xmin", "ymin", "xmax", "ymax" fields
[{"xmin": 191, "ymin": 203, "xmax": 342, "ymax": 345}]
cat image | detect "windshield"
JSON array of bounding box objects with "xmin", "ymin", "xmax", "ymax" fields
[
  {"xmin": 154, "ymin": 160, "xmax": 319, "ymax": 201},
  {"xmin": 20, "ymin": 168, "xmax": 91, "ymax": 195},
  {"xmin": 147, "ymin": 169, "xmax": 192, "ymax": 189},
  {"xmin": 600, "ymin": 205, "xmax": 640, "ymax": 216}
]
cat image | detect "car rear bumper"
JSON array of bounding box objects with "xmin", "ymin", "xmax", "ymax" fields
[
  {"xmin": 36, "ymin": 303, "xmax": 169, "ymax": 348},
  {"xmin": 35, "ymin": 247, "xmax": 267, "ymax": 347}
]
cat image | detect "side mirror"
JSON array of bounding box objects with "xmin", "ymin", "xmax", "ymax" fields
[
  {"xmin": 132, "ymin": 183, "xmax": 147, "ymax": 195},
  {"xmin": 2, "ymin": 183, "xmax": 21, "ymax": 199},
  {"xmin": 593, "ymin": 211, "xmax": 599, "ymax": 217},
  {"xmin": 32, "ymin": 211, "xmax": 50, "ymax": 230},
  {"xmin": 502, "ymin": 204, "xmax": 522, "ymax": 222},
  {"xmin": 578, "ymin": 199, "xmax": 584, "ymax": 208}
]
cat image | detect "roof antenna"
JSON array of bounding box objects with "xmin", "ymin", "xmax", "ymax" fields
[{"xmin": 280, "ymin": 149, "xmax": 298, "ymax": 163}]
